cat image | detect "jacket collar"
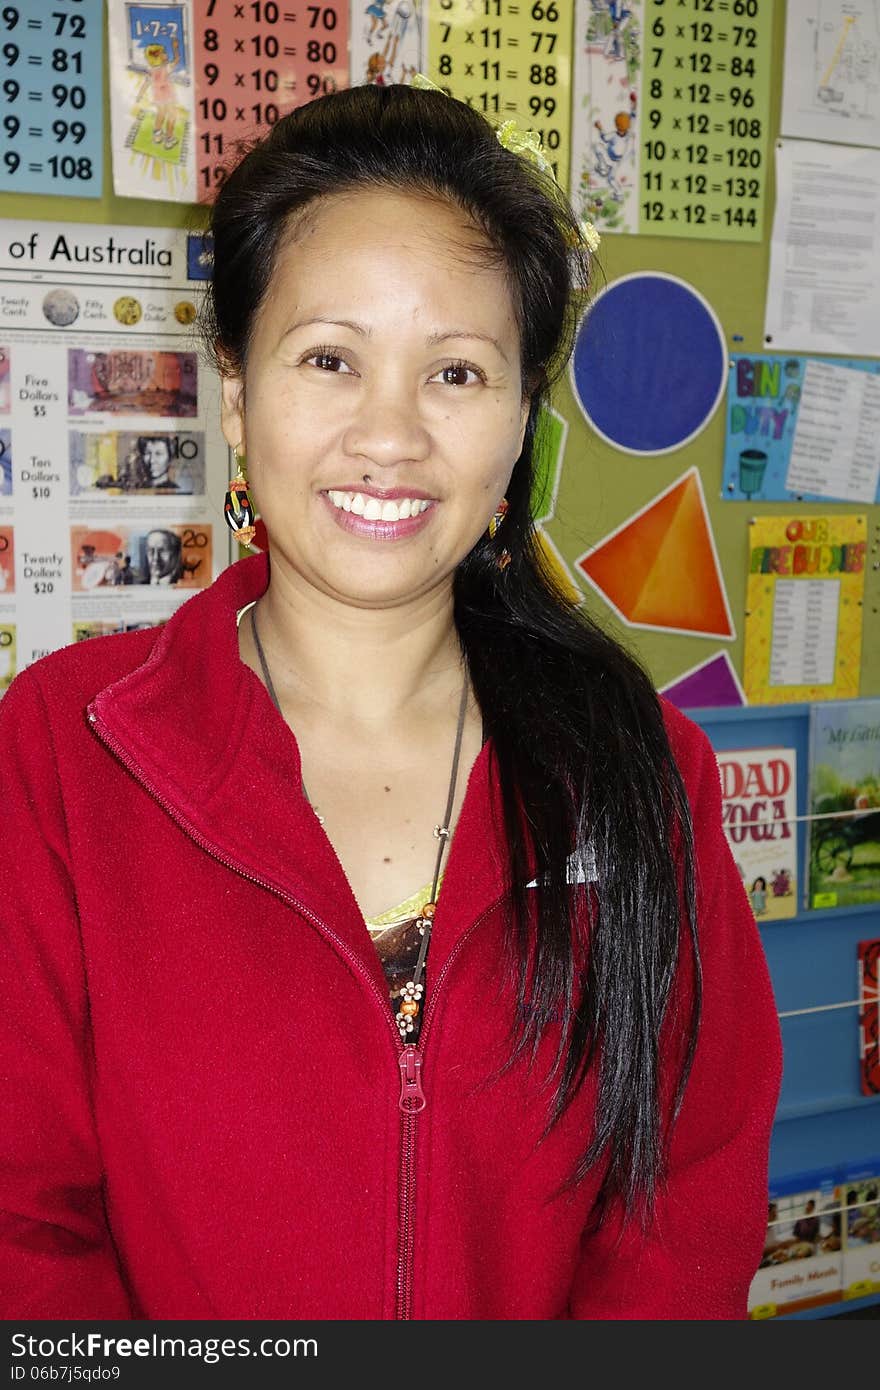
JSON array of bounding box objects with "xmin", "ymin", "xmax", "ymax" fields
[{"xmin": 89, "ymin": 554, "xmax": 512, "ymax": 988}]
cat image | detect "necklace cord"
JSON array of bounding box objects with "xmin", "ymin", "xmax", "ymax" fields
[
  {"xmin": 250, "ymin": 601, "xmax": 469, "ymax": 884},
  {"xmin": 249, "ymin": 601, "xmax": 470, "ymax": 1019}
]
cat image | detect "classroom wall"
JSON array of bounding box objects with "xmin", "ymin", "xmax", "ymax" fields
[{"xmin": 3, "ymin": 1, "xmax": 876, "ymax": 695}]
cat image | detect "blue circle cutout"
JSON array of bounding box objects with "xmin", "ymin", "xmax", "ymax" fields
[{"xmin": 569, "ymin": 273, "xmax": 727, "ymax": 455}]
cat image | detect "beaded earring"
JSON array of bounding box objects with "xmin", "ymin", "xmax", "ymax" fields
[
  {"xmin": 488, "ymin": 497, "xmax": 511, "ymax": 571},
  {"xmin": 224, "ymin": 446, "xmax": 256, "ymax": 546}
]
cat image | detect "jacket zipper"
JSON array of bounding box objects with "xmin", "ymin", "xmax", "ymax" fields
[{"xmin": 88, "ymin": 709, "xmax": 503, "ymax": 1320}]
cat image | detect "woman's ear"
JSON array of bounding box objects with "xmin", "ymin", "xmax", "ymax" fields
[
  {"xmin": 518, "ymin": 397, "xmax": 530, "ymax": 455},
  {"xmin": 220, "ymin": 375, "xmax": 246, "ymax": 451}
]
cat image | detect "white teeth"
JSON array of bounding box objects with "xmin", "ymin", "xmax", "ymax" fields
[{"xmin": 326, "ymin": 491, "xmax": 432, "ymax": 520}]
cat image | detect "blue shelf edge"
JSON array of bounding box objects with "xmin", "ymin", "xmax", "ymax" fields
[{"xmin": 775, "ymin": 1092, "xmax": 880, "ymax": 1124}]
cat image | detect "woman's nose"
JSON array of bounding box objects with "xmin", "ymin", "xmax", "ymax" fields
[{"xmin": 341, "ymin": 377, "xmax": 431, "ymax": 469}]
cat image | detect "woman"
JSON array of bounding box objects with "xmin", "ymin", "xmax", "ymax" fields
[{"xmin": 0, "ymin": 83, "xmax": 781, "ymax": 1320}]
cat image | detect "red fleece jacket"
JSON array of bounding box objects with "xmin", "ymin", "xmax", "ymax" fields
[{"xmin": 0, "ymin": 554, "xmax": 781, "ymax": 1320}]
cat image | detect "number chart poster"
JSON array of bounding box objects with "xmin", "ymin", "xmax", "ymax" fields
[
  {"xmin": 109, "ymin": 0, "xmax": 350, "ymax": 203},
  {"xmin": 0, "ymin": 220, "xmax": 229, "ymax": 678},
  {"xmin": 723, "ymin": 354, "xmax": 880, "ymax": 506},
  {"xmin": 572, "ymin": 0, "xmax": 774, "ymax": 240},
  {"xmin": 743, "ymin": 515, "xmax": 866, "ymax": 705},
  {"xmin": 428, "ymin": 0, "xmax": 574, "ymax": 190},
  {"xmin": 0, "ymin": 0, "xmax": 103, "ymax": 199}
]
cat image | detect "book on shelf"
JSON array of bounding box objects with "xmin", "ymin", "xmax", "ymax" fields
[
  {"xmin": 858, "ymin": 938, "xmax": 880, "ymax": 1098},
  {"xmin": 807, "ymin": 699, "xmax": 880, "ymax": 911},
  {"xmin": 748, "ymin": 1172, "xmax": 843, "ymax": 1318},
  {"xmin": 716, "ymin": 747, "xmax": 797, "ymax": 921},
  {"xmin": 841, "ymin": 1162, "xmax": 880, "ymax": 1300}
]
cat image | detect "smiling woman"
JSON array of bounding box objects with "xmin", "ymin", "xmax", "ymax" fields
[{"xmin": 0, "ymin": 82, "xmax": 781, "ymax": 1323}]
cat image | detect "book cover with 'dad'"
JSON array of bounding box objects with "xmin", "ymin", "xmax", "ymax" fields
[{"xmin": 716, "ymin": 747, "xmax": 798, "ymax": 921}]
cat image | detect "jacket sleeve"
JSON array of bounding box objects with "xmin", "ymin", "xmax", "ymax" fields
[
  {"xmin": 0, "ymin": 669, "xmax": 134, "ymax": 1317},
  {"xmin": 567, "ymin": 717, "xmax": 783, "ymax": 1320}
]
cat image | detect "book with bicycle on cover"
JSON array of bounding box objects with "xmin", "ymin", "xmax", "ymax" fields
[
  {"xmin": 716, "ymin": 747, "xmax": 797, "ymax": 921},
  {"xmin": 807, "ymin": 699, "xmax": 880, "ymax": 911}
]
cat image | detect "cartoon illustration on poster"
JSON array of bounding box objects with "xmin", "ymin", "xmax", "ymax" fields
[
  {"xmin": 723, "ymin": 354, "xmax": 880, "ymax": 505},
  {"xmin": 109, "ymin": 1, "xmax": 197, "ymax": 200},
  {"xmin": 352, "ymin": 0, "xmax": 425, "ymax": 87},
  {"xmin": 570, "ymin": 0, "xmax": 641, "ymax": 234}
]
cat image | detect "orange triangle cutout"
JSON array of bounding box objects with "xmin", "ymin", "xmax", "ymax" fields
[{"xmin": 577, "ymin": 472, "xmax": 733, "ymax": 637}]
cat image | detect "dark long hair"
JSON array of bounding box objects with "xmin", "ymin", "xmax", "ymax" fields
[{"xmin": 202, "ymin": 82, "xmax": 700, "ymax": 1224}]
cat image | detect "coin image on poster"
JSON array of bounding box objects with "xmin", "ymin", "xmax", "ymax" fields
[
  {"xmin": 42, "ymin": 288, "xmax": 80, "ymax": 327},
  {"xmin": 174, "ymin": 300, "xmax": 196, "ymax": 325},
  {"xmin": 113, "ymin": 296, "xmax": 143, "ymax": 326}
]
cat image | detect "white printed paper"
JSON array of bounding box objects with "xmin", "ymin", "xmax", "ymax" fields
[
  {"xmin": 769, "ymin": 579, "xmax": 840, "ymax": 689},
  {"xmin": 765, "ymin": 140, "xmax": 880, "ymax": 354},
  {"xmin": 786, "ymin": 359, "xmax": 880, "ymax": 502}
]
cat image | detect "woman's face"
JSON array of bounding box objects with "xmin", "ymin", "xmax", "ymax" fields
[{"xmin": 221, "ymin": 188, "xmax": 530, "ymax": 609}]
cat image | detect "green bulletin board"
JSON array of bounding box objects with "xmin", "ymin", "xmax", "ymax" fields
[{"xmin": 4, "ymin": 3, "xmax": 876, "ymax": 698}]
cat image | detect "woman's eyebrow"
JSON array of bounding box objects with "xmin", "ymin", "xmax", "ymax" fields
[
  {"xmin": 281, "ymin": 317, "xmax": 509, "ymax": 362},
  {"xmin": 428, "ymin": 329, "xmax": 509, "ymax": 363}
]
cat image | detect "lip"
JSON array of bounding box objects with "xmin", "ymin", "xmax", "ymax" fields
[
  {"xmin": 320, "ymin": 490, "xmax": 436, "ymax": 540},
  {"xmin": 322, "ymin": 484, "xmax": 437, "ymax": 502}
]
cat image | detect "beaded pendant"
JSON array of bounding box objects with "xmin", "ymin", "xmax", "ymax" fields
[{"xmin": 394, "ymin": 902, "xmax": 435, "ymax": 1038}]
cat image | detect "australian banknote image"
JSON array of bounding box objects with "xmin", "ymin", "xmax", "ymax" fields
[
  {"xmin": 0, "ymin": 526, "xmax": 13, "ymax": 594},
  {"xmin": 73, "ymin": 618, "xmax": 166, "ymax": 641},
  {"xmin": 71, "ymin": 523, "xmax": 211, "ymax": 591},
  {"xmin": 68, "ymin": 350, "xmax": 197, "ymax": 417},
  {"xmin": 69, "ymin": 429, "xmax": 206, "ymax": 495},
  {"xmin": 0, "ymin": 429, "xmax": 10, "ymax": 496},
  {"xmin": 0, "ymin": 624, "xmax": 14, "ymax": 694}
]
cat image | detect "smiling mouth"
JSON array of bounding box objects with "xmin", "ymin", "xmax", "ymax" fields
[{"xmin": 325, "ymin": 490, "xmax": 434, "ymax": 522}]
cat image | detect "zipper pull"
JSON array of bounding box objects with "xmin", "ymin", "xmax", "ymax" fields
[{"xmin": 398, "ymin": 1045, "xmax": 426, "ymax": 1114}]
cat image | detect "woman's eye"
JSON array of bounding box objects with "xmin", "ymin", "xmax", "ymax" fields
[
  {"xmin": 305, "ymin": 350, "xmax": 351, "ymax": 373},
  {"xmin": 437, "ymin": 362, "xmax": 483, "ymax": 387}
]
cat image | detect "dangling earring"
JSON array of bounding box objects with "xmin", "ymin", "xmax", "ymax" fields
[
  {"xmin": 224, "ymin": 445, "xmax": 256, "ymax": 546},
  {"xmin": 488, "ymin": 497, "xmax": 511, "ymax": 571}
]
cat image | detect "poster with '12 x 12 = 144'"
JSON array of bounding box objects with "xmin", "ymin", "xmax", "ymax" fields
[{"xmin": 570, "ymin": 0, "xmax": 774, "ymax": 241}]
